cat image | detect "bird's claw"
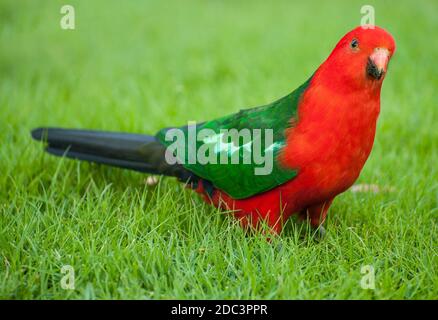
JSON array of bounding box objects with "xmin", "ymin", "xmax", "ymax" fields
[{"xmin": 314, "ymin": 225, "xmax": 326, "ymax": 240}]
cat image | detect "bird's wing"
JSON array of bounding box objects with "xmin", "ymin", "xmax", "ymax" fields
[{"xmin": 156, "ymin": 76, "xmax": 312, "ymax": 199}]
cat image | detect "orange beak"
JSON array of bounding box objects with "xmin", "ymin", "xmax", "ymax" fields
[{"xmin": 367, "ymin": 48, "xmax": 390, "ymax": 80}]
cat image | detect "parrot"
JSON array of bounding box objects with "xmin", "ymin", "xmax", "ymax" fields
[{"xmin": 31, "ymin": 25, "xmax": 396, "ymax": 236}]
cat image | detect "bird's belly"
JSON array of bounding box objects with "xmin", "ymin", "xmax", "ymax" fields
[
  {"xmin": 280, "ymin": 125, "xmax": 377, "ymax": 208},
  {"xmin": 311, "ymin": 155, "xmax": 364, "ymax": 196},
  {"xmin": 303, "ymin": 136, "xmax": 374, "ymax": 202}
]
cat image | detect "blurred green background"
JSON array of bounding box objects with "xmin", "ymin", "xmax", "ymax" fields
[{"xmin": 0, "ymin": 0, "xmax": 437, "ymax": 299}]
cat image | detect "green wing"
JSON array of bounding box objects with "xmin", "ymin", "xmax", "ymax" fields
[{"xmin": 156, "ymin": 77, "xmax": 312, "ymax": 199}]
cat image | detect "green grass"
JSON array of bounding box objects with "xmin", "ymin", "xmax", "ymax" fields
[{"xmin": 1, "ymin": 0, "xmax": 437, "ymax": 299}]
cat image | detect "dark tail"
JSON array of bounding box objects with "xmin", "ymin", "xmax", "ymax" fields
[{"xmin": 31, "ymin": 127, "xmax": 195, "ymax": 181}]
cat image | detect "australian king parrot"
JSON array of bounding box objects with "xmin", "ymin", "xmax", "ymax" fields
[{"xmin": 32, "ymin": 26, "xmax": 396, "ymax": 235}]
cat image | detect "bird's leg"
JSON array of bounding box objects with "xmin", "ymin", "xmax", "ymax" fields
[{"xmin": 299, "ymin": 199, "xmax": 333, "ymax": 237}]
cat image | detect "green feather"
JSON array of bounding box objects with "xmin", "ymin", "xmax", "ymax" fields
[{"xmin": 156, "ymin": 76, "xmax": 312, "ymax": 199}]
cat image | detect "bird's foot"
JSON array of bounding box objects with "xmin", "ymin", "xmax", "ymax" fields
[{"xmin": 313, "ymin": 225, "xmax": 326, "ymax": 240}]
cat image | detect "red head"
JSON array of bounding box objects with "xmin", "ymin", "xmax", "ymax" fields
[{"xmin": 316, "ymin": 26, "xmax": 396, "ymax": 91}]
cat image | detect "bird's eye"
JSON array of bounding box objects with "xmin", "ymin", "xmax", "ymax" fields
[{"xmin": 350, "ymin": 38, "xmax": 359, "ymax": 50}]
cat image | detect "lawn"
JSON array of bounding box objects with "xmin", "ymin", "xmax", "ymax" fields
[{"xmin": 0, "ymin": 0, "xmax": 437, "ymax": 299}]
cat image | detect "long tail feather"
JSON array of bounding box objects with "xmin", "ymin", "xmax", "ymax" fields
[{"xmin": 31, "ymin": 127, "xmax": 194, "ymax": 181}]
